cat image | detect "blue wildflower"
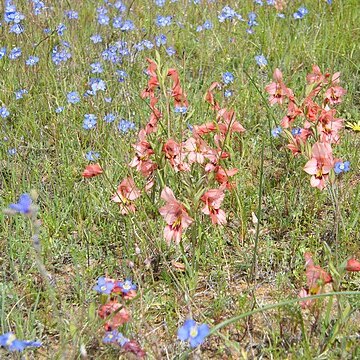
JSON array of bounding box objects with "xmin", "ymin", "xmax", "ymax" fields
[
  {"xmin": 57, "ymin": 23, "xmax": 67, "ymax": 36},
  {"xmin": 97, "ymin": 13, "xmax": 110, "ymax": 26},
  {"xmin": 67, "ymin": 91, "xmax": 80, "ymax": 104},
  {"xmin": 116, "ymin": 279, "xmax": 137, "ymax": 294},
  {"xmin": 218, "ymin": 6, "xmax": 242, "ymax": 22},
  {"xmin": 291, "ymin": 127, "xmax": 302, "ymax": 136},
  {"xmin": 156, "ymin": 15, "xmax": 172, "ymax": 27},
  {"xmin": 177, "ymin": 319, "xmax": 210, "ymax": 348},
  {"xmin": 293, "ymin": 7, "xmax": 308, "ymax": 20},
  {"xmin": 117, "ymin": 70, "xmax": 128, "ymax": 82},
  {"xmin": 85, "ymin": 151, "xmax": 100, "ymax": 161},
  {"xmin": 25, "ymin": 56, "xmax": 39, "ymax": 66},
  {"xmin": 8, "ymin": 47, "xmax": 22, "ymax": 60},
  {"xmin": 65, "ymin": 10, "xmax": 79, "ymax": 19},
  {"xmin": 174, "ymin": 106, "xmax": 187, "ymax": 114},
  {"xmin": 103, "ymin": 330, "xmax": 129, "ymax": 346},
  {"xmin": 15, "ymin": 89, "xmax": 28, "ymax": 100},
  {"xmin": 0, "ymin": 333, "xmax": 41, "ymax": 352},
  {"xmin": 104, "ymin": 113, "xmax": 116, "ymax": 123},
  {"xmin": 83, "ymin": 114, "xmax": 97, "ymax": 130},
  {"xmin": 271, "ymin": 126, "xmax": 282, "ymax": 137},
  {"xmin": 224, "ymin": 89, "xmax": 233, "ymax": 98},
  {"xmin": 8, "ymin": 194, "xmax": 33, "ymax": 214},
  {"xmin": 0, "ymin": 47, "xmax": 7, "ymax": 59},
  {"xmin": 90, "ymin": 34, "xmax": 103, "ymax": 44},
  {"xmin": 93, "ymin": 277, "xmax": 114, "ymax": 294},
  {"xmin": 90, "ymin": 62, "xmax": 103, "ymax": 74},
  {"xmin": 255, "ymin": 54, "xmax": 268, "ymax": 67},
  {"xmin": 222, "ymin": 72, "xmax": 234, "ymax": 84},
  {"xmin": 8, "ymin": 148, "xmax": 16, "ymax": 155},
  {"xmin": 166, "ymin": 46, "xmax": 176, "ymax": 56},
  {"xmin": 155, "ymin": 34, "xmax": 167, "ymax": 46},
  {"xmin": 89, "ymin": 78, "xmax": 106, "ymax": 93},
  {"xmin": 55, "ymin": 107, "xmax": 64, "ymax": 114},
  {"xmin": 155, "ymin": 0, "xmax": 166, "ymax": 6},
  {"xmin": 0, "ymin": 106, "xmax": 10, "ymax": 118},
  {"xmin": 334, "ymin": 161, "xmax": 350, "ymax": 174},
  {"xmin": 118, "ymin": 119, "xmax": 136, "ymax": 133},
  {"xmin": 10, "ymin": 23, "xmax": 24, "ymax": 34}
]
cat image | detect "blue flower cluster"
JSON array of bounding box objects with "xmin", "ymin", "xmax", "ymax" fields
[{"xmin": 0, "ymin": 332, "xmax": 41, "ymax": 352}]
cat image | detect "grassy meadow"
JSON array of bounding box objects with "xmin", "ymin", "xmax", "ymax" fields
[{"xmin": 0, "ymin": 0, "xmax": 359, "ymax": 358}]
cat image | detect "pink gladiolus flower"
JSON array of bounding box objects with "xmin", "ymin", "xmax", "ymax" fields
[
  {"xmin": 159, "ymin": 187, "xmax": 193, "ymax": 245},
  {"xmin": 304, "ymin": 252, "xmax": 332, "ymax": 294},
  {"xmin": 265, "ymin": 68, "xmax": 290, "ymax": 106},
  {"xmin": 299, "ymin": 288, "xmax": 314, "ymax": 309},
  {"xmin": 111, "ymin": 177, "xmax": 141, "ymax": 214},
  {"xmin": 183, "ymin": 136, "xmax": 214, "ymax": 165},
  {"xmin": 201, "ymin": 186, "xmax": 227, "ymax": 225},
  {"xmin": 345, "ymin": 258, "xmax": 360, "ymax": 272},
  {"xmin": 324, "ymin": 72, "xmax": 346, "ymax": 105},
  {"xmin": 303, "ymin": 142, "xmax": 334, "ymax": 190},
  {"xmin": 129, "ymin": 130, "xmax": 157, "ymax": 177}
]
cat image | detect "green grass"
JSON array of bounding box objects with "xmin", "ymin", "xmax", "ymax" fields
[{"xmin": 1, "ymin": 0, "xmax": 360, "ymax": 358}]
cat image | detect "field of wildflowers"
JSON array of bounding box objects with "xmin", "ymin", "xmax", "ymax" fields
[{"xmin": 1, "ymin": 0, "xmax": 359, "ymax": 358}]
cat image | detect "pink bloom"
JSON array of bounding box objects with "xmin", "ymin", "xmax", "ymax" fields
[
  {"xmin": 303, "ymin": 142, "xmax": 334, "ymax": 190},
  {"xmin": 129, "ymin": 130, "xmax": 157, "ymax": 177},
  {"xmin": 205, "ymin": 82, "xmax": 221, "ymax": 111},
  {"xmin": 159, "ymin": 187, "xmax": 193, "ymax": 245},
  {"xmin": 215, "ymin": 166, "xmax": 238, "ymax": 189},
  {"xmin": 265, "ymin": 68, "xmax": 290, "ymax": 106},
  {"xmin": 111, "ymin": 177, "xmax": 141, "ymax": 214},
  {"xmin": 183, "ymin": 136, "xmax": 214, "ymax": 164},
  {"xmin": 345, "ymin": 258, "xmax": 360, "ymax": 272},
  {"xmin": 280, "ymin": 100, "xmax": 302, "ymax": 128},
  {"xmin": 304, "ymin": 252, "xmax": 332, "ymax": 294},
  {"xmin": 167, "ymin": 68, "xmax": 188, "ymax": 108},
  {"xmin": 298, "ymin": 288, "xmax": 314, "ymax": 309},
  {"xmin": 324, "ymin": 72, "xmax": 346, "ymax": 105},
  {"xmin": 82, "ymin": 163, "xmax": 103, "ymax": 178},
  {"xmin": 201, "ymin": 186, "xmax": 227, "ymax": 225}
]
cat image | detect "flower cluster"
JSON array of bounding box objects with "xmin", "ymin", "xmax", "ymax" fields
[
  {"xmin": 93, "ymin": 276, "xmax": 145, "ymax": 357},
  {"xmin": 266, "ymin": 66, "xmax": 349, "ymax": 190}
]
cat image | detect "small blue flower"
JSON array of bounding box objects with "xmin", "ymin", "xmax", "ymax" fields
[
  {"xmin": 155, "ymin": 0, "xmax": 166, "ymax": 7},
  {"xmin": 85, "ymin": 151, "xmax": 100, "ymax": 161},
  {"xmin": 57, "ymin": 23, "xmax": 67, "ymax": 36},
  {"xmin": 155, "ymin": 15, "xmax": 172, "ymax": 27},
  {"xmin": 104, "ymin": 113, "xmax": 116, "ymax": 123},
  {"xmin": 117, "ymin": 70, "xmax": 128, "ymax": 82},
  {"xmin": 8, "ymin": 194, "xmax": 33, "ymax": 214},
  {"xmin": 67, "ymin": 91, "xmax": 80, "ymax": 104},
  {"xmin": 15, "ymin": 89, "xmax": 28, "ymax": 100},
  {"xmin": 90, "ymin": 34, "xmax": 103, "ymax": 44},
  {"xmin": 0, "ymin": 332, "xmax": 41, "ymax": 352},
  {"xmin": 174, "ymin": 106, "xmax": 187, "ymax": 114},
  {"xmin": 291, "ymin": 127, "xmax": 302, "ymax": 136},
  {"xmin": 255, "ymin": 54, "xmax": 268, "ymax": 67},
  {"xmin": 222, "ymin": 72, "xmax": 234, "ymax": 84},
  {"xmin": 334, "ymin": 161, "xmax": 350, "ymax": 174},
  {"xmin": 177, "ymin": 319, "xmax": 210, "ymax": 348},
  {"xmin": 166, "ymin": 46, "xmax": 176, "ymax": 56},
  {"xmin": 89, "ymin": 78, "xmax": 106, "ymax": 93},
  {"xmin": 118, "ymin": 119, "xmax": 136, "ymax": 133},
  {"xmin": 224, "ymin": 89, "xmax": 233, "ymax": 98},
  {"xmin": 10, "ymin": 23, "xmax": 24, "ymax": 34},
  {"xmin": 8, "ymin": 148, "xmax": 16, "ymax": 155},
  {"xmin": 155, "ymin": 34, "xmax": 167, "ymax": 47},
  {"xmin": 93, "ymin": 277, "xmax": 114, "ymax": 294},
  {"xmin": 293, "ymin": 7, "xmax": 308, "ymax": 20},
  {"xmin": 90, "ymin": 62, "xmax": 103, "ymax": 74},
  {"xmin": 83, "ymin": 114, "xmax": 97, "ymax": 130},
  {"xmin": 8, "ymin": 47, "xmax": 22, "ymax": 60},
  {"xmin": 65, "ymin": 10, "xmax": 79, "ymax": 19},
  {"xmin": 0, "ymin": 106, "xmax": 10, "ymax": 119},
  {"xmin": 55, "ymin": 107, "xmax": 65, "ymax": 114},
  {"xmin": 25, "ymin": 56, "xmax": 39, "ymax": 66},
  {"xmin": 0, "ymin": 47, "xmax": 7, "ymax": 59},
  {"xmin": 271, "ymin": 126, "xmax": 282, "ymax": 138},
  {"xmin": 103, "ymin": 330, "xmax": 129, "ymax": 346},
  {"xmin": 116, "ymin": 279, "xmax": 137, "ymax": 294}
]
